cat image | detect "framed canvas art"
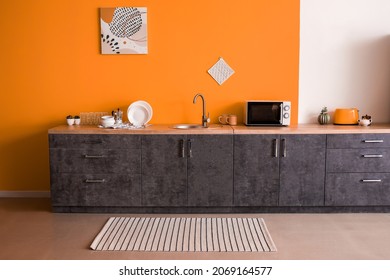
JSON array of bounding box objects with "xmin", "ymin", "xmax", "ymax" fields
[{"xmin": 100, "ymin": 7, "xmax": 148, "ymax": 54}]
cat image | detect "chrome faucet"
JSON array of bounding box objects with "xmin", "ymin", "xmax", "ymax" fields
[{"xmin": 193, "ymin": 93, "xmax": 210, "ymax": 128}]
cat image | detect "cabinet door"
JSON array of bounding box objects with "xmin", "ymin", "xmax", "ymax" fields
[
  {"xmin": 187, "ymin": 135, "xmax": 233, "ymax": 206},
  {"xmin": 327, "ymin": 148, "xmax": 390, "ymax": 173},
  {"xmin": 51, "ymin": 174, "xmax": 87, "ymax": 206},
  {"xmin": 327, "ymin": 134, "xmax": 390, "ymax": 148},
  {"xmin": 326, "ymin": 173, "xmax": 390, "ymax": 206},
  {"xmin": 279, "ymin": 134, "xmax": 326, "ymax": 206},
  {"xmin": 85, "ymin": 174, "xmax": 141, "ymax": 207},
  {"xmin": 141, "ymin": 135, "xmax": 187, "ymax": 207},
  {"xmin": 51, "ymin": 174, "xmax": 141, "ymax": 207},
  {"xmin": 234, "ymin": 135, "xmax": 280, "ymax": 206},
  {"xmin": 49, "ymin": 148, "xmax": 140, "ymax": 174},
  {"xmin": 49, "ymin": 134, "xmax": 141, "ymax": 149}
]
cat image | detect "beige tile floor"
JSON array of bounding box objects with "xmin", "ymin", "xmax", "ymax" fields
[{"xmin": 1, "ymin": 198, "xmax": 390, "ymax": 260}]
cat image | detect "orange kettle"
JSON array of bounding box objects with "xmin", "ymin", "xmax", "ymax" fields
[{"xmin": 333, "ymin": 108, "xmax": 359, "ymax": 125}]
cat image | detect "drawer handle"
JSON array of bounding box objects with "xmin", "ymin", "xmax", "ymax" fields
[
  {"xmin": 362, "ymin": 154, "xmax": 383, "ymax": 158},
  {"xmin": 361, "ymin": 179, "xmax": 382, "ymax": 183},
  {"xmin": 84, "ymin": 155, "xmax": 105, "ymax": 159},
  {"xmin": 363, "ymin": 140, "xmax": 384, "ymax": 143},
  {"xmin": 85, "ymin": 179, "xmax": 106, "ymax": 183},
  {"xmin": 83, "ymin": 140, "xmax": 103, "ymax": 144}
]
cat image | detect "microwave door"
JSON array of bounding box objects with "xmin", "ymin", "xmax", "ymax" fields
[{"xmin": 248, "ymin": 103, "xmax": 281, "ymax": 125}]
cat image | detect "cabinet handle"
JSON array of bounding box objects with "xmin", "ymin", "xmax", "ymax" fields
[
  {"xmin": 281, "ymin": 138, "xmax": 287, "ymax": 157},
  {"xmin": 85, "ymin": 179, "xmax": 105, "ymax": 183},
  {"xmin": 361, "ymin": 179, "xmax": 382, "ymax": 183},
  {"xmin": 362, "ymin": 140, "xmax": 384, "ymax": 143},
  {"xmin": 84, "ymin": 155, "xmax": 105, "ymax": 159},
  {"xmin": 273, "ymin": 139, "xmax": 278, "ymax": 158},
  {"xmin": 362, "ymin": 154, "xmax": 383, "ymax": 158},
  {"xmin": 83, "ymin": 140, "xmax": 103, "ymax": 144},
  {"xmin": 187, "ymin": 139, "xmax": 193, "ymax": 158},
  {"xmin": 180, "ymin": 139, "xmax": 185, "ymax": 158}
]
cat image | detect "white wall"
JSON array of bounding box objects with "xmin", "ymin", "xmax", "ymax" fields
[{"xmin": 299, "ymin": 0, "xmax": 390, "ymax": 123}]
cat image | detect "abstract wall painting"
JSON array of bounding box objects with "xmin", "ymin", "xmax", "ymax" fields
[{"xmin": 100, "ymin": 7, "xmax": 148, "ymax": 54}]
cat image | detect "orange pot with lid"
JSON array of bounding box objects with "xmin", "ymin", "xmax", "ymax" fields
[{"xmin": 333, "ymin": 108, "xmax": 359, "ymax": 125}]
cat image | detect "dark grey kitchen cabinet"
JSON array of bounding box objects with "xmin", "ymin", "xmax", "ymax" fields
[
  {"xmin": 49, "ymin": 134, "xmax": 142, "ymax": 210},
  {"xmin": 326, "ymin": 173, "xmax": 390, "ymax": 206},
  {"xmin": 187, "ymin": 135, "xmax": 233, "ymax": 207},
  {"xmin": 326, "ymin": 148, "xmax": 390, "ymax": 173},
  {"xmin": 327, "ymin": 134, "xmax": 390, "ymax": 149},
  {"xmin": 234, "ymin": 134, "xmax": 326, "ymax": 207},
  {"xmin": 48, "ymin": 126, "xmax": 390, "ymax": 213},
  {"xmin": 141, "ymin": 135, "xmax": 187, "ymax": 207},
  {"xmin": 234, "ymin": 134, "xmax": 280, "ymax": 206},
  {"xmin": 279, "ymin": 134, "xmax": 326, "ymax": 206},
  {"xmin": 51, "ymin": 173, "xmax": 141, "ymax": 207},
  {"xmin": 141, "ymin": 134, "xmax": 233, "ymax": 207},
  {"xmin": 326, "ymin": 134, "xmax": 390, "ymax": 206}
]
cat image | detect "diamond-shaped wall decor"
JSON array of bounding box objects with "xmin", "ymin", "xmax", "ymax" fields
[{"xmin": 208, "ymin": 58, "xmax": 235, "ymax": 85}]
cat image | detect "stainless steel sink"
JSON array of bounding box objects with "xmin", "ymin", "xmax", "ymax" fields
[{"xmin": 172, "ymin": 124, "xmax": 204, "ymax": 129}]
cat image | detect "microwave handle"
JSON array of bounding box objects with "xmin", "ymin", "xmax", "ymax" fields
[{"xmin": 279, "ymin": 103, "xmax": 283, "ymax": 125}]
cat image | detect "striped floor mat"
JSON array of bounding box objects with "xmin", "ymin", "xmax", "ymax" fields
[{"xmin": 90, "ymin": 217, "xmax": 277, "ymax": 252}]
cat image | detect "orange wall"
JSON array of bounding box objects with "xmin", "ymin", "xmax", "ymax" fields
[{"xmin": 0, "ymin": 0, "xmax": 299, "ymax": 191}]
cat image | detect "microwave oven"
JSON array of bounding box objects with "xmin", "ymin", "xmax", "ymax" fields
[{"xmin": 244, "ymin": 100, "xmax": 291, "ymax": 126}]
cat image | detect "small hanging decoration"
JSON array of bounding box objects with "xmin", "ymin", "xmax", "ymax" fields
[{"xmin": 208, "ymin": 57, "xmax": 235, "ymax": 85}]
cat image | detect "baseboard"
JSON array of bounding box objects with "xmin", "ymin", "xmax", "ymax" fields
[{"xmin": 0, "ymin": 191, "xmax": 51, "ymax": 198}]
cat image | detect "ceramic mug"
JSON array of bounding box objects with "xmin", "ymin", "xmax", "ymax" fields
[
  {"xmin": 218, "ymin": 114, "xmax": 229, "ymax": 124},
  {"xmin": 227, "ymin": 115, "xmax": 237, "ymax": 126}
]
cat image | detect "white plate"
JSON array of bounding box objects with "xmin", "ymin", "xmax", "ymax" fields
[{"xmin": 127, "ymin": 101, "xmax": 153, "ymax": 126}]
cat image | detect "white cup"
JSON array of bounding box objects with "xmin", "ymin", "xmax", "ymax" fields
[{"xmin": 66, "ymin": 118, "xmax": 75, "ymax": 125}]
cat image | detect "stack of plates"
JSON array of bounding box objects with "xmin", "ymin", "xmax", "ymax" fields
[{"xmin": 127, "ymin": 101, "xmax": 153, "ymax": 126}]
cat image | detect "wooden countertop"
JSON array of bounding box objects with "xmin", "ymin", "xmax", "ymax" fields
[
  {"xmin": 48, "ymin": 124, "xmax": 234, "ymax": 135},
  {"xmin": 232, "ymin": 123, "xmax": 390, "ymax": 134},
  {"xmin": 48, "ymin": 123, "xmax": 390, "ymax": 135}
]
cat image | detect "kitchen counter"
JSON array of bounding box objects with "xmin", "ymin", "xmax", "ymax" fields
[
  {"xmin": 49, "ymin": 122, "xmax": 390, "ymax": 213},
  {"xmin": 49, "ymin": 123, "xmax": 390, "ymax": 135},
  {"xmin": 232, "ymin": 123, "xmax": 390, "ymax": 134},
  {"xmin": 48, "ymin": 124, "xmax": 233, "ymax": 134}
]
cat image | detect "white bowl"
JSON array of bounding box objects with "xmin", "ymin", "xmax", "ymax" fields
[{"xmin": 100, "ymin": 116, "xmax": 115, "ymax": 127}]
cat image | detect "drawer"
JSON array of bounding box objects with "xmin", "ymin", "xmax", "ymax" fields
[
  {"xmin": 49, "ymin": 134, "xmax": 141, "ymax": 149},
  {"xmin": 327, "ymin": 134, "xmax": 390, "ymax": 148},
  {"xmin": 326, "ymin": 148, "xmax": 390, "ymax": 172},
  {"xmin": 50, "ymin": 173, "xmax": 141, "ymax": 207},
  {"xmin": 325, "ymin": 173, "xmax": 390, "ymax": 206},
  {"xmin": 49, "ymin": 148, "xmax": 140, "ymax": 174}
]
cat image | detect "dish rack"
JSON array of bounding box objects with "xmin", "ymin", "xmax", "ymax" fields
[{"xmin": 80, "ymin": 112, "xmax": 109, "ymax": 125}]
